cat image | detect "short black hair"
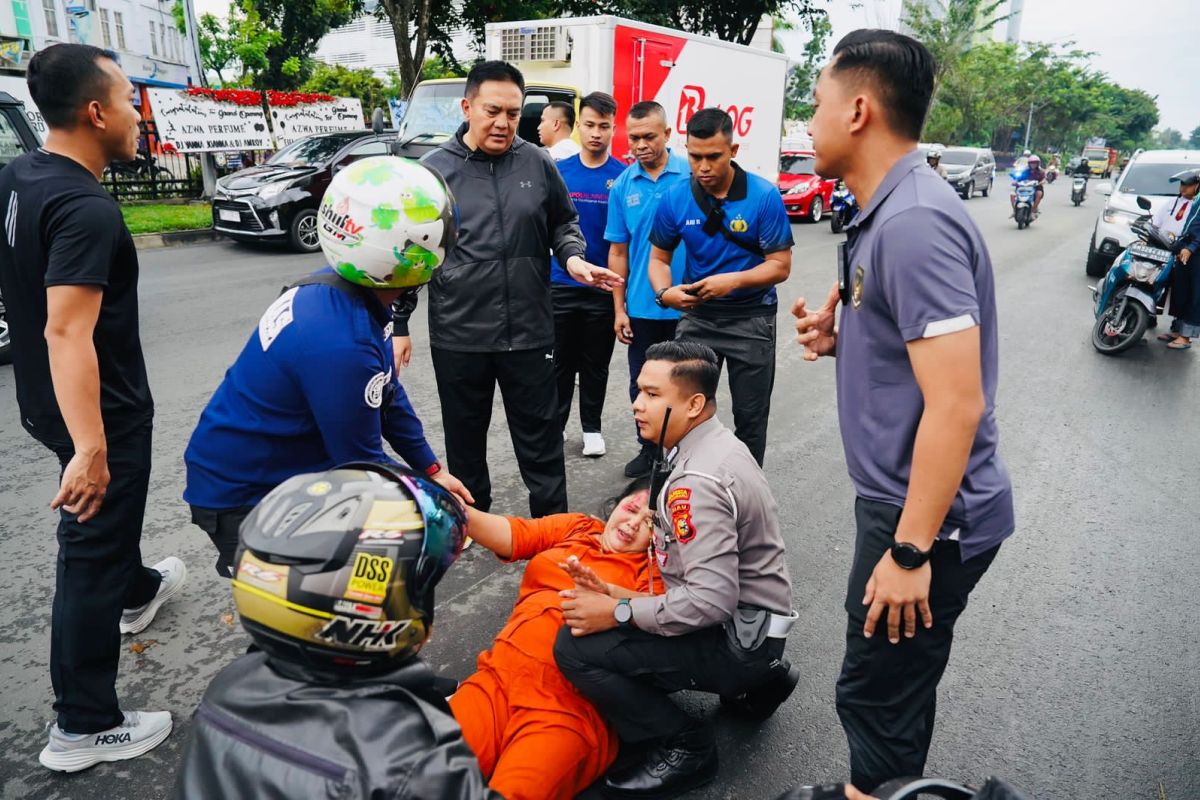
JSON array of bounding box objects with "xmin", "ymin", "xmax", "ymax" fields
[
  {"xmin": 27, "ymin": 43, "xmax": 118, "ymax": 129},
  {"xmin": 464, "ymin": 60, "xmax": 525, "ymax": 98},
  {"xmin": 645, "ymin": 340, "xmax": 719, "ymax": 401},
  {"xmin": 546, "ymin": 100, "xmax": 575, "ymax": 128},
  {"xmin": 628, "ymin": 100, "xmax": 667, "ymax": 124},
  {"xmin": 686, "ymin": 107, "xmax": 733, "ymax": 141},
  {"xmin": 830, "ymin": 29, "xmax": 934, "ymax": 141},
  {"xmin": 579, "ymin": 91, "xmax": 616, "ymax": 119},
  {"xmin": 598, "ymin": 474, "xmax": 652, "ymax": 520}
]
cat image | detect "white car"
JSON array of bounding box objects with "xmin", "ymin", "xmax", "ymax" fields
[{"xmin": 1086, "ymin": 149, "xmax": 1200, "ymax": 276}]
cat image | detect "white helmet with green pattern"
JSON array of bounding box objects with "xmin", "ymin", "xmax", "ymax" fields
[{"xmin": 318, "ymin": 156, "xmax": 457, "ymax": 289}]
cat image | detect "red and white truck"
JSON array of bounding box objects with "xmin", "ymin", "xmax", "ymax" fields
[{"xmin": 394, "ymin": 16, "xmax": 789, "ymax": 179}]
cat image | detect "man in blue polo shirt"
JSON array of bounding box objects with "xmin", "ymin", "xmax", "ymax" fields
[
  {"xmin": 794, "ymin": 30, "xmax": 1014, "ymax": 793},
  {"xmin": 605, "ymin": 100, "xmax": 691, "ymax": 476},
  {"xmin": 551, "ymin": 92, "xmax": 627, "ymax": 458},
  {"xmin": 648, "ymin": 107, "xmax": 793, "ymax": 465}
]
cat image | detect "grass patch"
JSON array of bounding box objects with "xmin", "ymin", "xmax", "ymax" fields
[{"xmin": 121, "ymin": 203, "xmax": 211, "ymax": 235}]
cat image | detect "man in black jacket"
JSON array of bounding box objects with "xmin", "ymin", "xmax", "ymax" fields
[
  {"xmin": 176, "ymin": 463, "xmax": 498, "ymax": 799},
  {"xmin": 414, "ymin": 61, "xmax": 621, "ymax": 516}
]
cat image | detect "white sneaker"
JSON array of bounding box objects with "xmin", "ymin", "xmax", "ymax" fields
[
  {"xmin": 120, "ymin": 556, "xmax": 187, "ymax": 635},
  {"xmin": 39, "ymin": 710, "xmax": 173, "ymax": 773},
  {"xmin": 582, "ymin": 431, "xmax": 606, "ymax": 457}
]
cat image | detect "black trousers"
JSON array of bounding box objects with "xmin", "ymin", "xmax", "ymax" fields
[
  {"xmin": 627, "ymin": 317, "xmax": 678, "ymax": 447},
  {"xmin": 190, "ymin": 504, "xmax": 254, "ymax": 578},
  {"xmin": 554, "ymin": 623, "xmax": 784, "ymax": 742},
  {"xmin": 45, "ymin": 421, "xmax": 162, "ymax": 733},
  {"xmin": 431, "ymin": 346, "xmax": 567, "ymax": 516},
  {"xmin": 676, "ymin": 313, "xmax": 776, "ymax": 465},
  {"xmin": 836, "ymin": 498, "xmax": 1000, "ymax": 792},
  {"xmin": 553, "ymin": 304, "xmax": 616, "ymax": 433}
]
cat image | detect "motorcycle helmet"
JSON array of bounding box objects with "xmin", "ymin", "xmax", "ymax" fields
[
  {"xmin": 318, "ymin": 156, "xmax": 458, "ymax": 289},
  {"xmin": 926, "ymin": 143, "xmax": 944, "ymax": 163},
  {"xmin": 1169, "ymin": 168, "xmax": 1200, "ymax": 186},
  {"xmin": 1028, "ymin": 154, "xmax": 1040, "ymax": 164},
  {"xmin": 231, "ymin": 462, "xmax": 467, "ymax": 674}
]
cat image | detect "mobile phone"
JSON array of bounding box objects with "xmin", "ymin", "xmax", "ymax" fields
[{"xmin": 684, "ymin": 287, "xmax": 701, "ymax": 296}]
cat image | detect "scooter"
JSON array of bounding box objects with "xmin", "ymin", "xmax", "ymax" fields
[
  {"xmin": 1071, "ymin": 173, "xmax": 1087, "ymax": 206},
  {"xmin": 1046, "ymin": 164, "xmax": 1059, "ymax": 184},
  {"xmin": 1012, "ymin": 180, "xmax": 1038, "ymax": 229},
  {"xmin": 829, "ymin": 181, "xmax": 857, "ymax": 234},
  {"xmin": 1090, "ymin": 196, "xmax": 1176, "ymax": 355}
]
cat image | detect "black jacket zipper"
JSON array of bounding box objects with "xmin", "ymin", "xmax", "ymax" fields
[
  {"xmin": 490, "ymin": 158, "xmax": 513, "ymax": 351},
  {"xmin": 195, "ymin": 702, "xmax": 349, "ymax": 784}
]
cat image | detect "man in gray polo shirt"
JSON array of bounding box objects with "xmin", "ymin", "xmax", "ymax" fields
[{"xmin": 794, "ymin": 30, "xmax": 1014, "ymax": 793}]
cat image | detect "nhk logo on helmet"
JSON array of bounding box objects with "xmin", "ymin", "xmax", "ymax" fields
[
  {"xmin": 320, "ymin": 196, "xmax": 365, "ymax": 247},
  {"xmin": 316, "ymin": 616, "xmax": 412, "ymax": 651}
]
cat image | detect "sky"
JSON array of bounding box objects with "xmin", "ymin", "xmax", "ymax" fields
[
  {"xmin": 776, "ymin": 0, "xmax": 1197, "ymax": 134},
  {"xmin": 192, "ymin": 0, "xmax": 1196, "ymax": 134}
]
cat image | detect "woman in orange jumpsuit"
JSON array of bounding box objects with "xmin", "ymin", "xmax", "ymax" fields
[{"xmin": 451, "ymin": 479, "xmax": 657, "ymax": 800}]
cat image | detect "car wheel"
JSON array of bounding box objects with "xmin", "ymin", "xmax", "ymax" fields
[
  {"xmin": 961, "ymin": 181, "xmax": 972, "ymax": 200},
  {"xmin": 808, "ymin": 196, "xmax": 823, "ymax": 223},
  {"xmin": 1085, "ymin": 237, "xmax": 1110, "ymax": 277},
  {"xmin": 289, "ymin": 208, "xmax": 321, "ymax": 253}
]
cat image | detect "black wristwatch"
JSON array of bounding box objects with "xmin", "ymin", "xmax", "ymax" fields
[
  {"xmin": 653, "ymin": 287, "xmax": 670, "ymax": 308},
  {"xmin": 890, "ymin": 541, "xmax": 933, "ymax": 570},
  {"xmin": 613, "ymin": 598, "xmax": 633, "ymax": 627}
]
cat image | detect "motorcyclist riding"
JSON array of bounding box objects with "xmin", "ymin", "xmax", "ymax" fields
[
  {"xmin": 926, "ymin": 143, "xmax": 947, "ymax": 177},
  {"xmin": 175, "ymin": 463, "xmax": 500, "ymax": 798},
  {"xmin": 1011, "ymin": 154, "xmax": 1045, "ymax": 216}
]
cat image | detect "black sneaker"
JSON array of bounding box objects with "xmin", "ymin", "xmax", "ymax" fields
[{"xmin": 624, "ymin": 446, "xmax": 655, "ymax": 478}]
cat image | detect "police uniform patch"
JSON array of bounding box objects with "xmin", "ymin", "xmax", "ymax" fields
[
  {"xmin": 673, "ymin": 512, "xmax": 696, "ymax": 544},
  {"xmin": 729, "ymin": 217, "xmax": 749, "ymax": 233},
  {"xmin": 667, "ymin": 488, "xmax": 691, "ymax": 506},
  {"xmin": 852, "ymin": 264, "xmax": 865, "ymax": 309}
]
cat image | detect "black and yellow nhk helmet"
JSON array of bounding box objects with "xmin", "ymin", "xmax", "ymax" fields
[{"xmin": 231, "ymin": 462, "xmax": 467, "ymax": 674}]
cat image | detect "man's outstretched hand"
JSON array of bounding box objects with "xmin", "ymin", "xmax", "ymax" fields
[{"xmin": 792, "ymin": 282, "xmax": 840, "ymax": 361}]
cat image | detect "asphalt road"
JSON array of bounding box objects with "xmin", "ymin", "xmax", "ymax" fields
[{"xmin": 1, "ymin": 179, "xmax": 1197, "ymax": 799}]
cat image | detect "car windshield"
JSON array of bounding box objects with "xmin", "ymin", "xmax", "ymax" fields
[
  {"xmin": 1083, "ymin": 149, "xmax": 1108, "ymax": 161},
  {"xmin": 268, "ymin": 134, "xmax": 360, "ymax": 166},
  {"xmin": 1119, "ymin": 163, "xmax": 1196, "ymax": 196},
  {"xmin": 941, "ymin": 150, "xmax": 977, "ymax": 166},
  {"xmin": 780, "ymin": 154, "xmax": 817, "ymax": 175},
  {"xmin": 397, "ymin": 82, "xmax": 464, "ymax": 143}
]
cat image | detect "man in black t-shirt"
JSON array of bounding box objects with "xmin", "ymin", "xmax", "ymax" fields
[{"xmin": 0, "ymin": 44, "xmax": 184, "ymax": 772}]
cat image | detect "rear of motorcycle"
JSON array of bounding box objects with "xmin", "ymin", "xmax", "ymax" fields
[
  {"xmin": 1071, "ymin": 176, "xmax": 1086, "ymax": 206},
  {"xmin": 1013, "ymin": 182, "xmax": 1036, "ymax": 229}
]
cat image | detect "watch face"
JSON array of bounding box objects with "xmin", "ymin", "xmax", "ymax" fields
[
  {"xmin": 614, "ymin": 602, "xmax": 632, "ymax": 623},
  {"xmin": 891, "ymin": 542, "xmax": 927, "ymax": 569}
]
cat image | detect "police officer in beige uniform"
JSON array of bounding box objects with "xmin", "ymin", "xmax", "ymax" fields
[{"xmin": 554, "ymin": 340, "xmax": 798, "ymax": 799}]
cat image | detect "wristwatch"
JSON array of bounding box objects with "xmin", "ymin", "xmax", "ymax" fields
[
  {"xmin": 890, "ymin": 541, "xmax": 933, "ymax": 570},
  {"xmin": 613, "ymin": 598, "xmax": 633, "ymax": 627},
  {"xmin": 653, "ymin": 287, "xmax": 670, "ymax": 308}
]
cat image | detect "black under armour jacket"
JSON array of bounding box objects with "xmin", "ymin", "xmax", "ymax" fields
[
  {"xmin": 174, "ymin": 651, "xmax": 498, "ymax": 800},
  {"xmin": 416, "ymin": 123, "xmax": 586, "ymax": 352}
]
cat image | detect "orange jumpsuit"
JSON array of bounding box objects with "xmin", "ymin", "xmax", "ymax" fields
[{"xmin": 449, "ymin": 513, "xmax": 654, "ymax": 800}]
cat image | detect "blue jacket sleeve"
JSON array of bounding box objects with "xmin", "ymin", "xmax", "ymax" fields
[
  {"xmin": 293, "ymin": 339, "xmax": 435, "ymax": 471},
  {"xmin": 382, "ymin": 376, "xmax": 438, "ymax": 472}
]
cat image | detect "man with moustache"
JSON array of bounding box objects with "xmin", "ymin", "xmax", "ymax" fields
[
  {"xmin": 793, "ymin": 30, "xmax": 1014, "ymax": 793},
  {"xmin": 604, "ymin": 101, "xmax": 691, "ymax": 477}
]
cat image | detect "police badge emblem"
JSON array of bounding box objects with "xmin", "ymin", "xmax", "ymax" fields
[{"xmin": 852, "ymin": 265, "xmax": 865, "ymax": 309}]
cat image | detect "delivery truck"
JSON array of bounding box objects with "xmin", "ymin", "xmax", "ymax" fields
[{"xmin": 394, "ymin": 16, "xmax": 789, "ymax": 179}]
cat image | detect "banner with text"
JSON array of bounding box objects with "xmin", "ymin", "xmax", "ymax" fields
[
  {"xmin": 146, "ymin": 91, "xmax": 364, "ymax": 153},
  {"xmin": 271, "ymin": 98, "xmax": 365, "ymax": 147},
  {"xmin": 147, "ymin": 88, "xmax": 273, "ymax": 152}
]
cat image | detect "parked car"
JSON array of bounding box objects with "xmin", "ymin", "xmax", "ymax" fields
[
  {"xmin": 212, "ymin": 130, "xmax": 396, "ymax": 252},
  {"xmin": 778, "ymin": 150, "xmax": 836, "ymax": 223},
  {"xmin": 939, "ymin": 146, "xmax": 994, "ymax": 199},
  {"xmin": 1085, "ymin": 148, "xmax": 1200, "ymax": 277}
]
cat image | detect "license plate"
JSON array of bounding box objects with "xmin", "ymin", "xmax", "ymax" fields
[
  {"xmin": 1130, "ymin": 242, "xmax": 1170, "ymax": 262},
  {"xmin": 218, "ymin": 209, "xmax": 240, "ymax": 223}
]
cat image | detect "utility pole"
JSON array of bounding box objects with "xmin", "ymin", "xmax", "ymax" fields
[
  {"xmin": 1022, "ymin": 100, "xmax": 1033, "ymax": 151},
  {"xmin": 181, "ymin": 0, "xmax": 218, "ymax": 198}
]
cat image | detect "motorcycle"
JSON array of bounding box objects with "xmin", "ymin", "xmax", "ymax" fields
[
  {"xmin": 1046, "ymin": 164, "xmax": 1059, "ymax": 184},
  {"xmin": 1090, "ymin": 196, "xmax": 1176, "ymax": 355},
  {"xmin": 829, "ymin": 181, "xmax": 857, "ymax": 234},
  {"xmin": 1071, "ymin": 173, "xmax": 1087, "ymax": 206},
  {"xmin": 0, "ymin": 290, "xmax": 10, "ymax": 366},
  {"xmin": 1012, "ymin": 180, "xmax": 1038, "ymax": 229}
]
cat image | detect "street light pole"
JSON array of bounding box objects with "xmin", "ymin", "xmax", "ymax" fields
[
  {"xmin": 181, "ymin": 0, "xmax": 217, "ymax": 198},
  {"xmin": 1023, "ymin": 100, "xmax": 1033, "ymax": 151}
]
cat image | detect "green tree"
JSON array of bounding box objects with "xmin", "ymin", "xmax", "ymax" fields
[
  {"xmin": 901, "ymin": 0, "xmax": 1010, "ymax": 89},
  {"xmin": 1189, "ymin": 125, "xmax": 1200, "ymax": 149},
  {"xmin": 302, "ymin": 63, "xmax": 390, "ymax": 118},
  {"xmin": 245, "ymin": 0, "xmax": 364, "ymax": 90},
  {"xmin": 782, "ymin": 12, "xmax": 831, "ymax": 120},
  {"xmin": 373, "ymin": 0, "xmax": 463, "ymax": 98},
  {"xmin": 1156, "ymin": 128, "xmax": 1184, "ymax": 148}
]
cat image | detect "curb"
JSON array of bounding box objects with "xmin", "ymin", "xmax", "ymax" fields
[{"xmin": 133, "ymin": 229, "xmax": 225, "ymax": 250}]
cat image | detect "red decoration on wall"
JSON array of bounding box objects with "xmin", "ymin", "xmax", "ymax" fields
[{"xmin": 184, "ymin": 87, "xmax": 336, "ymax": 107}]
